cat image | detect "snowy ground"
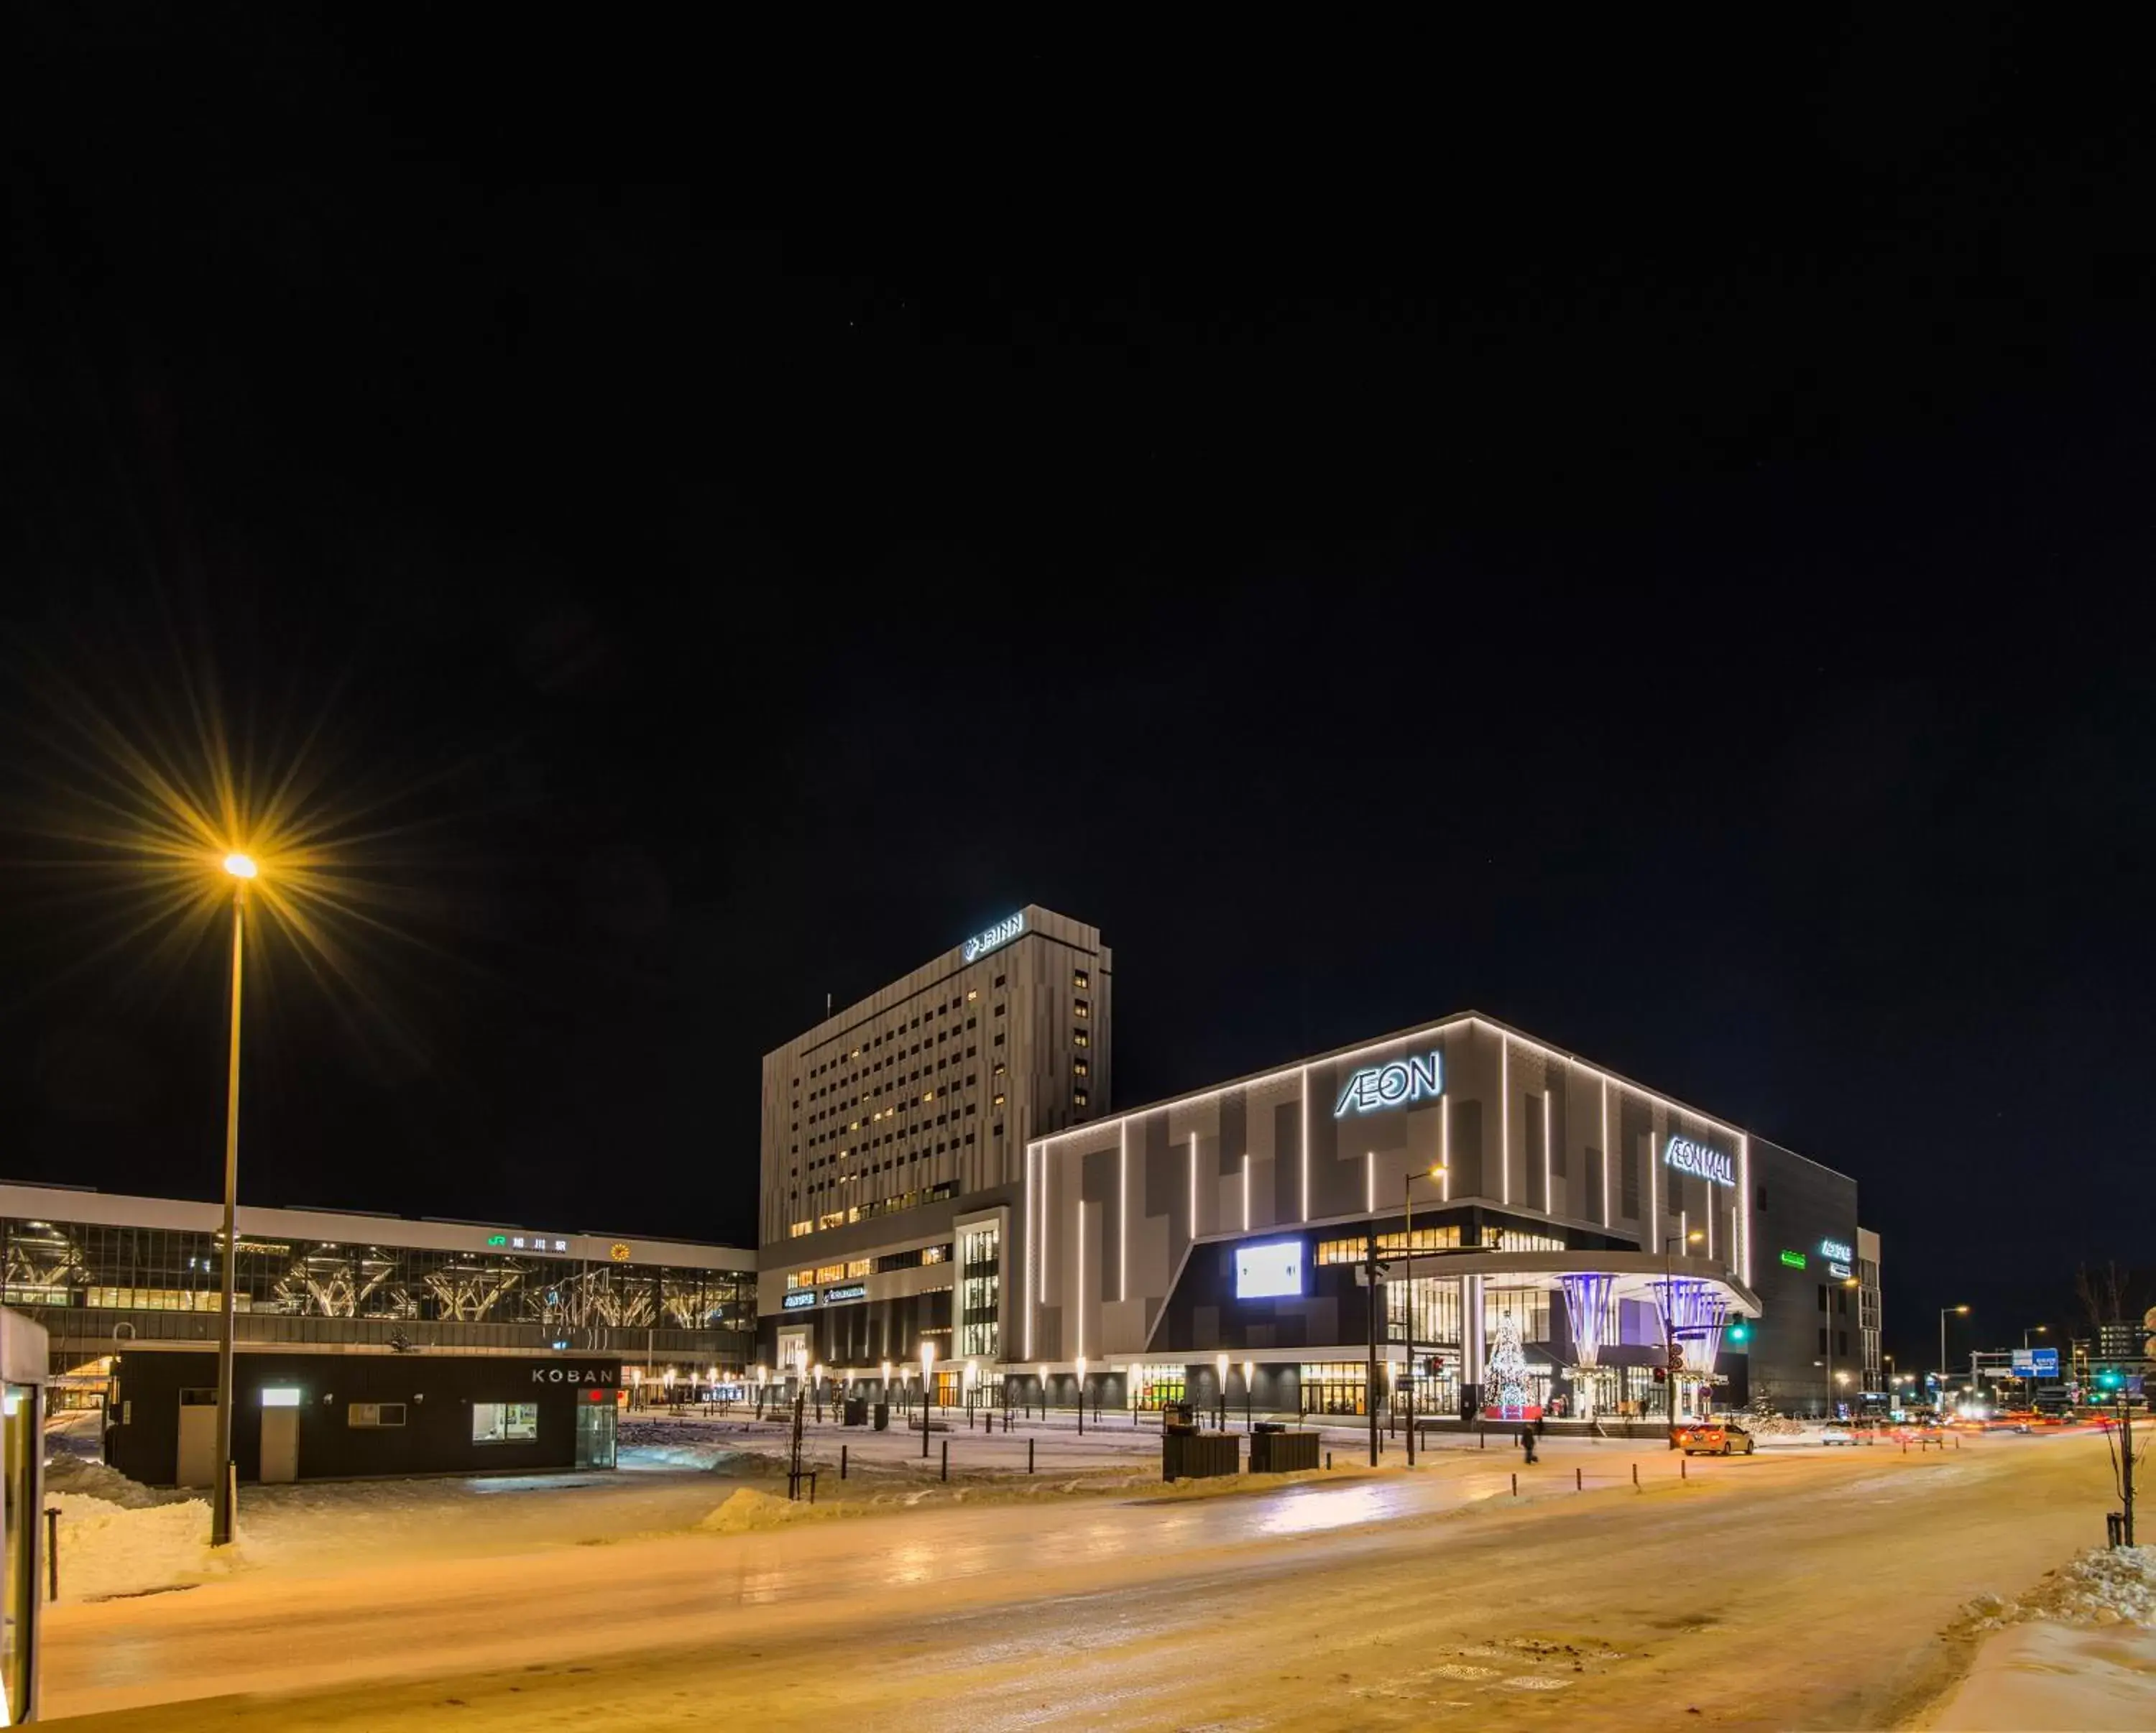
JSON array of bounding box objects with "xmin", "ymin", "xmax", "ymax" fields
[{"xmin": 34, "ymin": 1423, "xmax": 2139, "ymax": 1728}]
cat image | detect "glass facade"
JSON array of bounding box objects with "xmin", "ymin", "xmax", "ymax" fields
[{"xmin": 0, "ymin": 1215, "xmax": 754, "ymax": 1366}]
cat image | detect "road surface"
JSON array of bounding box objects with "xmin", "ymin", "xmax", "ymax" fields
[{"xmin": 45, "ymin": 1432, "xmax": 2113, "ymax": 1729}]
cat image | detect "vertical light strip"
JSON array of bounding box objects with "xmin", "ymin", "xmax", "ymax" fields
[
  {"xmin": 1024, "ymin": 1145, "xmax": 1033, "ymax": 1358},
  {"xmin": 1707, "ymin": 1190, "xmax": 1715, "ymax": 1259},
  {"xmin": 1542, "ymin": 1086, "xmax": 1552, "ymax": 1216},
  {"xmin": 1242, "ymin": 1155, "xmax": 1251, "ymax": 1231},
  {"xmin": 1649, "ymin": 1128, "xmax": 1658, "ymax": 1244},
  {"xmin": 1442, "ymin": 1096, "xmax": 1452, "ymax": 1201},
  {"xmin": 1299, "ymin": 1068, "xmax": 1311, "ymax": 1221},
  {"xmin": 1077, "ymin": 1201, "xmax": 1086, "ymax": 1359},
  {"xmin": 1599, "ymin": 1077, "xmax": 1610, "ymax": 1226},
  {"xmin": 1365, "ymin": 1150, "xmax": 1375, "ymax": 1214},
  {"xmin": 1119, "ymin": 1123, "xmax": 1128, "ymax": 1303},
  {"xmin": 1501, "ymin": 1040, "xmax": 1511, "ymax": 1206},
  {"xmin": 1737, "ymin": 1133, "xmax": 1751, "ymax": 1285},
  {"xmin": 1189, "ymin": 1132, "xmax": 1198, "ymax": 1239}
]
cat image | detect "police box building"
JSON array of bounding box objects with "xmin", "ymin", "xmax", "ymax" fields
[{"xmin": 1015, "ymin": 1012, "xmax": 1874, "ymax": 1425}]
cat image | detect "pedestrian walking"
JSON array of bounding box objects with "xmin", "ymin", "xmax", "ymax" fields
[{"xmin": 1519, "ymin": 1421, "xmax": 1538, "ymax": 1464}]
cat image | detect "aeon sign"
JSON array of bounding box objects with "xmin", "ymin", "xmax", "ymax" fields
[
  {"xmin": 963, "ymin": 911, "xmax": 1024, "ymax": 962},
  {"xmin": 1335, "ymin": 1052, "xmax": 1443, "ymax": 1118},
  {"xmin": 1664, "ymin": 1136, "xmax": 1736, "ymax": 1188}
]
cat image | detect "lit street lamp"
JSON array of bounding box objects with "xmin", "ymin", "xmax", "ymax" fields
[
  {"xmin": 1076, "ymin": 1354, "xmax": 1087, "ymax": 1437},
  {"xmin": 1215, "ymin": 1353, "xmax": 1229, "ymax": 1432},
  {"xmin": 210, "ymin": 850, "xmax": 257, "ymax": 1548},
  {"xmin": 1243, "ymin": 1360, "xmax": 1255, "ymax": 1433},
  {"xmin": 1940, "ymin": 1305, "xmax": 1971, "ymax": 1410}
]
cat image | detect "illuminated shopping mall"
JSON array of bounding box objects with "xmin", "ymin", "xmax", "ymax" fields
[{"xmin": 941, "ymin": 1012, "xmax": 1877, "ymax": 1426}]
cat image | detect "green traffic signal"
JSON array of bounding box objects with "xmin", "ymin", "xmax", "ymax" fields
[
  {"xmin": 2094, "ymin": 1368, "xmax": 2125, "ymax": 1391},
  {"xmin": 1728, "ymin": 1322, "xmax": 1750, "ymax": 1344}
]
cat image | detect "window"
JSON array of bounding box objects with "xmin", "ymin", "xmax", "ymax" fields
[
  {"xmin": 1073, "ymin": 969, "xmax": 1089, "ymax": 989},
  {"xmin": 1073, "ymin": 1058, "xmax": 1088, "ymax": 1077},
  {"xmin": 1073, "ymin": 1089, "xmax": 1088, "ymax": 1107},
  {"xmin": 1073, "ymin": 1030, "xmax": 1089, "ymax": 1048},
  {"xmin": 349, "ymin": 1402, "xmax": 406, "ymax": 1428},
  {"xmin": 994, "ymin": 1032, "xmax": 1005, "ymax": 1047},
  {"xmin": 473, "ymin": 1402, "xmax": 538, "ymax": 1444},
  {"xmin": 966, "ymin": 988, "xmax": 978, "ymax": 1002},
  {"xmin": 994, "ymin": 1003, "xmax": 1006, "ymax": 1017},
  {"xmin": 1073, "ymin": 999, "xmax": 1089, "ymax": 1017},
  {"xmin": 993, "ymin": 974, "xmax": 1005, "ymax": 988}
]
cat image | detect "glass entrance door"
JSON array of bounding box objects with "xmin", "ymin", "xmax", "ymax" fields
[{"xmin": 574, "ymin": 1394, "xmax": 617, "ymax": 1469}]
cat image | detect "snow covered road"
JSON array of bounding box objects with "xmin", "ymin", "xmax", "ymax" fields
[{"xmin": 42, "ymin": 1431, "xmax": 2122, "ymax": 1729}]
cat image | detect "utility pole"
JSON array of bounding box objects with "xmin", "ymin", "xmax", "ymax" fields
[
  {"xmin": 2122, "ymin": 1390, "xmax": 2137, "ymax": 1548},
  {"xmin": 1365, "ymin": 1230, "xmax": 1381, "ymax": 1467}
]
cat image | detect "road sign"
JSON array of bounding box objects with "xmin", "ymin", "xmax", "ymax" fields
[{"xmin": 2012, "ymin": 1347, "xmax": 2060, "ymax": 1377}]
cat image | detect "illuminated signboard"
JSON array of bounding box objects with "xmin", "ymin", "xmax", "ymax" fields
[
  {"xmin": 486, "ymin": 1234, "xmax": 507, "ymax": 1247},
  {"xmin": 782, "ymin": 1290, "xmax": 817, "ymax": 1310},
  {"xmin": 1664, "ymin": 1137, "xmax": 1736, "ymax": 1187},
  {"xmin": 2014, "ymin": 1347, "xmax": 2060, "ymax": 1378},
  {"xmin": 963, "ymin": 911, "xmax": 1025, "ymax": 962},
  {"xmin": 1827, "ymin": 1261, "xmax": 1853, "ymax": 1279},
  {"xmin": 1779, "ymin": 1249, "xmax": 1807, "ymax": 1269},
  {"xmin": 822, "ymin": 1283, "xmax": 867, "ymax": 1304},
  {"xmin": 1334, "ymin": 1052, "xmax": 1443, "ymax": 1118},
  {"xmin": 1235, "ymin": 1239, "xmax": 1304, "ymax": 1299},
  {"xmin": 1819, "ymin": 1238, "xmax": 1855, "ymax": 1263}
]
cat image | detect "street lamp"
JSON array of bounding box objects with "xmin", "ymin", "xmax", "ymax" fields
[
  {"xmin": 1662, "ymin": 1230, "xmax": 1704, "ymax": 1446},
  {"xmin": 1243, "ymin": 1360, "xmax": 1255, "ymax": 1433},
  {"xmin": 1939, "ymin": 1305, "xmax": 1970, "ymax": 1410},
  {"xmin": 1215, "ymin": 1353, "xmax": 1229, "ymax": 1433},
  {"xmin": 920, "ymin": 1343, "xmax": 935, "ymax": 1459},
  {"xmin": 811, "ymin": 1362, "xmax": 824, "ymax": 1424},
  {"xmin": 881, "ymin": 1359, "xmax": 892, "ymax": 1405},
  {"xmin": 2024, "ymin": 1325, "xmax": 2049, "ymax": 1349},
  {"xmin": 1402, "ymin": 1164, "xmax": 1445, "ymax": 1466},
  {"xmin": 1076, "ymin": 1354, "xmax": 1087, "ymax": 1437},
  {"xmin": 210, "ymin": 849, "xmax": 257, "ymax": 1548}
]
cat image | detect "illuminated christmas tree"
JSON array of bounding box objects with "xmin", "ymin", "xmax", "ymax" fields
[{"xmin": 1488, "ymin": 1308, "xmax": 1531, "ymax": 1416}]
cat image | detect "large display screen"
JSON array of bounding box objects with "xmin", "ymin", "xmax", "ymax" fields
[{"xmin": 1235, "ymin": 1239, "xmax": 1304, "ymax": 1299}]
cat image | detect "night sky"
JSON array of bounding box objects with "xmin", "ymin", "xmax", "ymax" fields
[{"xmin": 2, "ymin": 13, "xmax": 2150, "ymax": 1374}]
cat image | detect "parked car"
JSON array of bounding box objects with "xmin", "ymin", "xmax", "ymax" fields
[
  {"xmin": 1820, "ymin": 1423, "xmax": 1858, "ymax": 1446},
  {"xmin": 1672, "ymin": 1420, "xmax": 1756, "ymax": 1456}
]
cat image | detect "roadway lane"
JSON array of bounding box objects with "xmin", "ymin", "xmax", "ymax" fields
[{"xmin": 45, "ymin": 1434, "xmax": 2111, "ymax": 1729}]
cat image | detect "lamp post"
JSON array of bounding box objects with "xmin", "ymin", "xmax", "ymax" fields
[
  {"xmin": 1215, "ymin": 1353, "xmax": 1229, "ymax": 1432},
  {"xmin": 1076, "ymin": 1354, "xmax": 1087, "ymax": 1437},
  {"xmin": 881, "ymin": 1359, "xmax": 892, "ymax": 1410},
  {"xmin": 920, "ymin": 1343, "xmax": 935, "ymax": 1458},
  {"xmin": 811, "ymin": 1363, "xmax": 824, "ymax": 1425},
  {"xmin": 1662, "ymin": 1230, "xmax": 1703, "ymax": 1447},
  {"xmin": 1939, "ymin": 1305, "xmax": 1969, "ymax": 1413},
  {"xmin": 1402, "ymin": 1165, "xmax": 1445, "ymax": 1466},
  {"xmin": 1243, "ymin": 1360, "xmax": 1254, "ymax": 1434},
  {"xmin": 210, "ymin": 850, "xmax": 256, "ymax": 1548},
  {"xmin": 2024, "ymin": 1325, "xmax": 2048, "ymax": 1349}
]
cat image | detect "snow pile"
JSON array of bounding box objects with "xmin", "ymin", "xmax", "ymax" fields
[
  {"xmin": 1964, "ymin": 1547, "xmax": 2156, "ymax": 1632},
  {"xmin": 45, "ymin": 1455, "xmax": 175, "ymax": 1510},
  {"xmin": 696, "ymin": 1488, "xmax": 843, "ymax": 1534},
  {"xmin": 47, "ymin": 1491, "xmax": 247, "ymax": 1601}
]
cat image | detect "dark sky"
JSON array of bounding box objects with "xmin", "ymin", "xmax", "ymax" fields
[{"xmin": 2, "ymin": 12, "xmax": 2150, "ymax": 1373}]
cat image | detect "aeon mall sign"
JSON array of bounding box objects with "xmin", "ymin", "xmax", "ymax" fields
[
  {"xmin": 1335, "ymin": 1052, "xmax": 1443, "ymax": 1117},
  {"xmin": 1664, "ymin": 1135, "xmax": 1736, "ymax": 1187}
]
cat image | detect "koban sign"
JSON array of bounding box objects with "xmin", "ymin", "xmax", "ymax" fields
[
  {"xmin": 1663, "ymin": 1136, "xmax": 1736, "ymax": 1187},
  {"xmin": 1334, "ymin": 1052, "xmax": 1443, "ymax": 1117}
]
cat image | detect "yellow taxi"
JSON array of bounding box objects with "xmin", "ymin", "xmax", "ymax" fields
[{"xmin": 1672, "ymin": 1419, "xmax": 1756, "ymax": 1456}]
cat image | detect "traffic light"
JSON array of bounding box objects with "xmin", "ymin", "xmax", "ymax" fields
[
  {"xmin": 1728, "ymin": 1321, "xmax": 1750, "ymax": 1344},
  {"xmin": 1651, "ymin": 1366, "xmax": 1668, "ymax": 1384},
  {"xmin": 2095, "ymin": 1367, "xmax": 2126, "ymax": 1392}
]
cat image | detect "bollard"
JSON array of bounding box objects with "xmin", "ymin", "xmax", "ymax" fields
[
  {"xmin": 1681, "ymin": 1457, "xmax": 1687, "ymax": 1481},
  {"xmin": 1576, "ymin": 1467, "xmax": 1583, "ymax": 1492},
  {"xmin": 941, "ymin": 1440, "xmax": 949, "ymax": 1482},
  {"xmin": 1028, "ymin": 1437, "xmax": 1035, "ymax": 1474},
  {"xmin": 1479, "ymin": 1425, "xmax": 1486, "ymax": 1450},
  {"xmin": 1632, "ymin": 1462, "xmax": 1639, "ymax": 1489},
  {"xmin": 1511, "ymin": 1471, "xmax": 1518, "ymax": 1497},
  {"xmin": 1327, "ymin": 1450, "xmax": 1333, "ymax": 1470},
  {"xmin": 43, "ymin": 1507, "xmax": 58, "ymax": 1602},
  {"xmin": 841, "ymin": 1444, "xmax": 849, "ymax": 1481}
]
